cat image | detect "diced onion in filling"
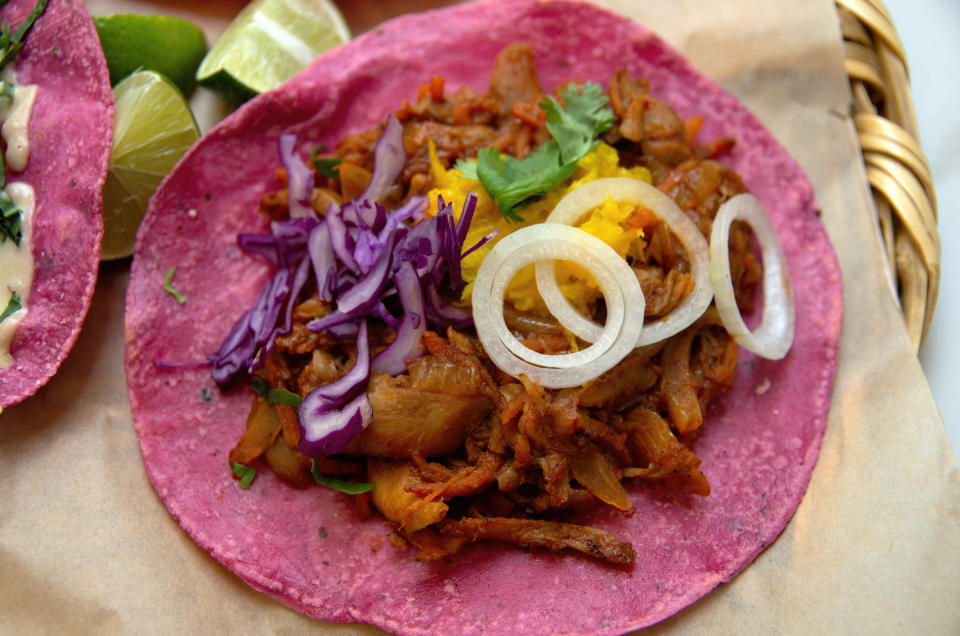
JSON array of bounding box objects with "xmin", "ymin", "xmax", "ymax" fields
[
  {"xmin": 710, "ymin": 193, "xmax": 794, "ymax": 359},
  {"xmin": 471, "ymin": 224, "xmax": 644, "ymax": 388},
  {"xmin": 537, "ymin": 177, "xmax": 713, "ymax": 347}
]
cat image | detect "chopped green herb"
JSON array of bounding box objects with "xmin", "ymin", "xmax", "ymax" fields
[
  {"xmin": 0, "ymin": 81, "xmax": 14, "ymax": 101},
  {"xmin": 0, "ymin": 0, "xmax": 48, "ymax": 70},
  {"xmin": 249, "ymin": 380, "xmax": 302, "ymax": 407},
  {"xmin": 310, "ymin": 145, "xmax": 343, "ymax": 178},
  {"xmin": 0, "ymin": 190, "xmax": 22, "ymax": 245},
  {"xmin": 455, "ymin": 82, "xmax": 614, "ymax": 221},
  {"xmin": 1, "ymin": 291, "xmax": 21, "ymax": 323},
  {"xmin": 310, "ymin": 459, "xmax": 375, "ymax": 494},
  {"xmin": 163, "ymin": 266, "xmax": 186, "ymax": 304},
  {"xmin": 267, "ymin": 387, "xmax": 302, "ymax": 407},
  {"xmin": 229, "ymin": 460, "xmax": 256, "ymax": 489},
  {"xmin": 249, "ymin": 377, "xmax": 270, "ymax": 398}
]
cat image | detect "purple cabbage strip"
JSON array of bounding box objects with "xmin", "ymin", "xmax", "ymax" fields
[
  {"xmin": 326, "ymin": 203, "xmax": 360, "ymax": 274},
  {"xmin": 278, "ymin": 134, "xmax": 315, "ymax": 219},
  {"xmin": 456, "ymin": 192, "xmax": 478, "ymax": 245},
  {"xmin": 270, "ymin": 217, "xmax": 315, "ymax": 269},
  {"xmin": 371, "ymin": 300, "xmax": 400, "ymax": 330},
  {"xmin": 210, "ymin": 267, "xmax": 291, "ymax": 385},
  {"xmin": 328, "ymin": 322, "xmax": 359, "ymax": 339},
  {"xmin": 298, "ymin": 392, "xmax": 372, "ymax": 458},
  {"xmin": 237, "ymin": 232, "xmax": 280, "ymax": 266},
  {"xmin": 461, "ymin": 229, "xmax": 498, "ymax": 260},
  {"xmin": 264, "ymin": 255, "xmax": 312, "ymax": 351},
  {"xmin": 299, "ymin": 320, "xmax": 371, "ymax": 458},
  {"xmin": 359, "ymin": 114, "xmax": 405, "ymax": 202},
  {"xmin": 336, "ymin": 234, "xmax": 394, "ymax": 316},
  {"xmin": 306, "ymin": 309, "xmax": 353, "ymax": 333},
  {"xmin": 307, "ymin": 221, "xmax": 337, "ymax": 302},
  {"xmin": 370, "ymin": 261, "xmax": 426, "ymax": 376},
  {"xmin": 424, "ymin": 282, "xmax": 473, "ymax": 328}
]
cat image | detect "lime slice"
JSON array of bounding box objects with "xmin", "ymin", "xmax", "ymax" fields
[
  {"xmin": 101, "ymin": 71, "xmax": 200, "ymax": 261},
  {"xmin": 93, "ymin": 14, "xmax": 207, "ymax": 95},
  {"xmin": 197, "ymin": 0, "xmax": 350, "ymax": 105}
]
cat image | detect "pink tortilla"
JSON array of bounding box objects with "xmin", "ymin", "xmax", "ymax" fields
[
  {"xmin": 125, "ymin": 0, "xmax": 842, "ymax": 633},
  {"xmin": 0, "ymin": 0, "xmax": 112, "ymax": 408}
]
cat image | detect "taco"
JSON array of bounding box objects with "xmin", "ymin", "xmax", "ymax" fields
[
  {"xmin": 125, "ymin": 0, "xmax": 841, "ymax": 633},
  {"xmin": 0, "ymin": 0, "xmax": 113, "ymax": 409}
]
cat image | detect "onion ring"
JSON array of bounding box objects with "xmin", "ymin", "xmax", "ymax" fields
[
  {"xmin": 537, "ymin": 177, "xmax": 713, "ymax": 346},
  {"xmin": 472, "ymin": 224, "xmax": 644, "ymax": 388},
  {"xmin": 710, "ymin": 193, "xmax": 795, "ymax": 359}
]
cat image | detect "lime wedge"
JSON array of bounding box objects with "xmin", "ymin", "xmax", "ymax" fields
[
  {"xmin": 93, "ymin": 14, "xmax": 207, "ymax": 95},
  {"xmin": 197, "ymin": 0, "xmax": 350, "ymax": 105},
  {"xmin": 101, "ymin": 71, "xmax": 200, "ymax": 261}
]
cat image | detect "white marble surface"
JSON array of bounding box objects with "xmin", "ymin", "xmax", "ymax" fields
[{"xmin": 884, "ymin": 1, "xmax": 959, "ymax": 460}]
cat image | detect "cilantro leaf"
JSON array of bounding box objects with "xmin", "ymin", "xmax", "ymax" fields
[
  {"xmin": 310, "ymin": 459, "xmax": 375, "ymax": 494},
  {"xmin": 267, "ymin": 388, "xmax": 302, "ymax": 407},
  {"xmin": 1, "ymin": 291, "xmax": 21, "ymax": 323},
  {"xmin": 229, "ymin": 460, "xmax": 256, "ymax": 489},
  {"xmin": 248, "ymin": 380, "xmax": 302, "ymax": 407},
  {"xmin": 163, "ymin": 267, "xmax": 186, "ymax": 304},
  {"xmin": 310, "ymin": 145, "xmax": 343, "ymax": 178},
  {"xmin": 458, "ymin": 82, "xmax": 613, "ymax": 220},
  {"xmin": 0, "ymin": 195, "xmax": 22, "ymax": 245},
  {"xmin": 454, "ymin": 159, "xmax": 479, "ymax": 181},
  {"xmin": 0, "ymin": 0, "xmax": 48, "ymax": 69},
  {"xmin": 542, "ymin": 82, "xmax": 615, "ymax": 164},
  {"xmin": 475, "ymin": 144, "xmax": 575, "ymax": 222}
]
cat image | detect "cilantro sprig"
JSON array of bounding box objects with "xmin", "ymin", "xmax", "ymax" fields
[
  {"xmin": 249, "ymin": 378, "xmax": 303, "ymax": 407},
  {"xmin": 1, "ymin": 290, "xmax": 21, "ymax": 323},
  {"xmin": 456, "ymin": 82, "xmax": 614, "ymax": 221},
  {"xmin": 163, "ymin": 267, "xmax": 186, "ymax": 304},
  {"xmin": 310, "ymin": 459, "xmax": 375, "ymax": 495},
  {"xmin": 0, "ymin": 190, "xmax": 21, "ymax": 244},
  {"xmin": 0, "ymin": 0, "xmax": 47, "ymax": 69},
  {"xmin": 310, "ymin": 145, "xmax": 343, "ymax": 178},
  {"xmin": 229, "ymin": 460, "xmax": 256, "ymax": 489},
  {"xmin": 0, "ymin": 0, "xmax": 49, "ymax": 245}
]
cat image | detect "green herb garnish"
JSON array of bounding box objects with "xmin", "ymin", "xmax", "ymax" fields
[
  {"xmin": 0, "ymin": 190, "xmax": 22, "ymax": 245},
  {"xmin": 1, "ymin": 291, "xmax": 21, "ymax": 323},
  {"xmin": 456, "ymin": 82, "xmax": 614, "ymax": 221},
  {"xmin": 163, "ymin": 266, "xmax": 186, "ymax": 304},
  {"xmin": 310, "ymin": 459, "xmax": 375, "ymax": 495},
  {"xmin": 310, "ymin": 145, "xmax": 343, "ymax": 178},
  {"xmin": 267, "ymin": 387, "xmax": 302, "ymax": 407},
  {"xmin": 249, "ymin": 380, "xmax": 302, "ymax": 407},
  {"xmin": 0, "ymin": 0, "xmax": 48, "ymax": 69},
  {"xmin": 229, "ymin": 460, "xmax": 256, "ymax": 489},
  {"xmin": 0, "ymin": 0, "xmax": 48, "ymax": 247}
]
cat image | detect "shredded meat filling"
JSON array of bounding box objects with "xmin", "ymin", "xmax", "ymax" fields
[{"xmin": 232, "ymin": 43, "xmax": 762, "ymax": 566}]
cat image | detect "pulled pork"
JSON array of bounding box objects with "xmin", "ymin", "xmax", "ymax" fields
[{"xmin": 231, "ymin": 43, "xmax": 760, "ymax": 565}]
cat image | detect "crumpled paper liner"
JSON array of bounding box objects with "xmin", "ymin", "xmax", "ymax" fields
[{"xmin": 1, "ymin": 0, "xmax": 957, "ymax": 633}]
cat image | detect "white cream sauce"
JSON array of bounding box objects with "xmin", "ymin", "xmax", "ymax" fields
[
  {"xmin": 1, "ymin": 183, "xmax": 36, "ymax": 367},
  {"xmin": 0, "ymin": 65, "xmax": 38, "ymax": 367},
  {"xmin": 0, "ymin": 83, "xmax": 36, "ymax": 171}
]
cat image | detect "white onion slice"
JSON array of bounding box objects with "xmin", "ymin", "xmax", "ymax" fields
[
  {"xmin": 536, "ymin": 177, "xmax": 713, "ymax": 347},
  {"xmin": 472, "ymin": 224, "xmax": 644, "ymax": 388},
  {"xmin": 710, "ymin": 193, "xmax": 795, "ymax": 359}
]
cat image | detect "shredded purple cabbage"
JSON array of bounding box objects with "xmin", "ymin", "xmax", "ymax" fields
[
  {"xmin": 278, "ymin": 134, "xmax": 315, "ymax": 219},
  {"xmin": 210, "ymin": 124, "xmax": 491, "ymax": 457}
]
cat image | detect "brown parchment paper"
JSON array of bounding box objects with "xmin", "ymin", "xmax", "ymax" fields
[{"xmin": 1, "ymin": 0, "xmax": 959, "ymax": 633}]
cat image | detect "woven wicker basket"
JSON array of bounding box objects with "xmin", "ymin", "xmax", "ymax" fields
[{"xmin": 836, "ymin": 0, "xmax": 939, "ymax": 351}]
